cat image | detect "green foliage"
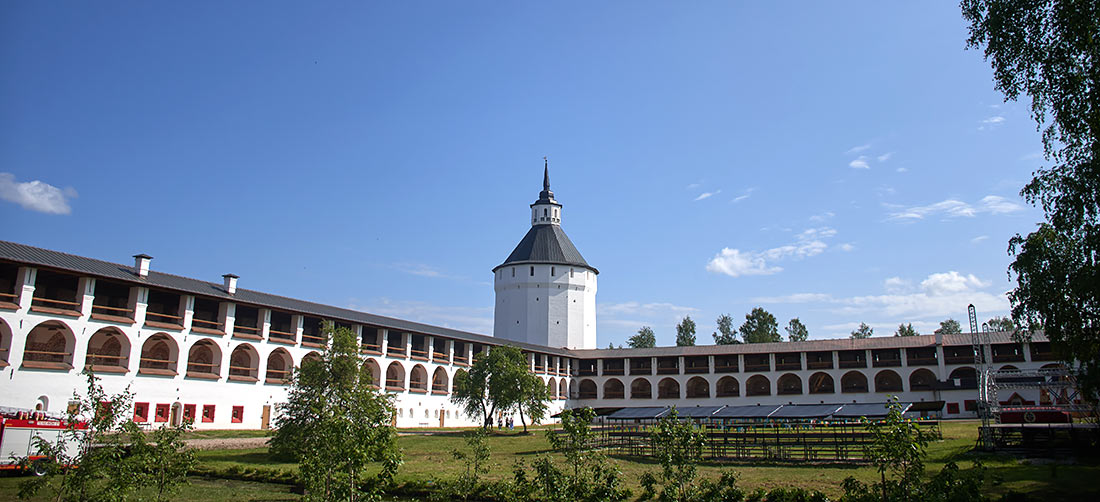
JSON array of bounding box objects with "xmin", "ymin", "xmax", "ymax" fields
[
  {"xmin": 894, "ymin": 323, "xmax": 918, "ymax": 337},
  {"xmin": 739, "ymin": 308, "xmax": 781, "ymax": 344},
  {"xmin": 934, "ymin": 319, "xmax": 962, "ymax": 335},
  {"xmin": 785, "ymin": 318, "xmax": 809, "ymax": 342},
  {"xmin": 850, "ymin": 323, "xmax": 873, "ymax": 339},
  {"xmin": 676, "ymin": 316, "xmax": 697, "ymax": 346},
  {"xmin": 449, "ymin": 429, "xmax": 491, "ymax": 499},
  {"xmin": 125, "ymin": 420, "xmax": 197, "ymax": 502},
  {"xmin": 535, "ymin": 408, "xmax": 630, "ymax": 501},
  {"xmin": 986, "ymin": 316, "xmax": 1016, "ymax": 333},
  {"xmin": 650, "ymin": 409, "xmax": 706, "ymax": 502},
  {"xmin": 963, "ymin": 0, "xmax": 1100, "ymax": 403},
  {"xmin": 19, "ymin": 372, "xmax": 144, "ymax": 502},
  {"xmin": 270, "ymin": 322, "xmax": 401, "ymax": 501},
  {"xmin": 629, "ymin": 326, "xmax": 657, "ymax": 348},
  {"xmin": 451, "ymin": 345, "xmax": 548, "ymax": 431},
  {"xmin": 713, "ymin": 314, "xmax": 740, "ymax": 345}
]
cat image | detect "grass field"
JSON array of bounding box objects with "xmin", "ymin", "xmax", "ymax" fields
[{"xmin": 2, "ymin": 420, "xmax": 1098, "ymax": 501}]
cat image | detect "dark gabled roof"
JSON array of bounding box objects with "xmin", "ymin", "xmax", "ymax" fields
[
  {"xmin": 0, "ymin": 240, "xmax": 572, "ymax": 356},
  {"xmin": 494, "ymin": 224, "xmax": 596, "ymax": 273}
]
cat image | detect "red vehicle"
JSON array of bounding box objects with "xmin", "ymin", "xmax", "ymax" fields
[{"xmin": 0, "ymin": 411, "xmax": 87, "ymax": 475}]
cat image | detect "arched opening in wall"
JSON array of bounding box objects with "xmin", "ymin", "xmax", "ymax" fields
[
  {"xmin": 547, "ymin": 377, "xmax": 557, "ymax": 399},
  {"xmin": 686, "ymin": 377, "xmax": 710, "ymax": 398},
  {"xmin": 716, "ymin": 376, "xmax": 739, "ymax": 397},
  {"xmin": 578, "ymin": 379, "xmax": 597, "ymax": 399},
  {"xmin": 431, "ymin": 367, "xmax": 448, "ymax": 394},
  {"xmin": 657, "ymin": 378, "xmax": 680, "ymax": 399},
  {"xmin": 266, "ymin": 349, "xmax": 293, "ymax": 384},
  {"xmin": 186, "ymin": 340, "xmax": 221, "ymax": 379},
  {"xmin": 746, "ymin": 375, "xmax": 771, "ymax": 396},
  {"xmin": 777, "ymin": 373, "xmax": 803, "ymax": 395},
  {"xmin": 559, "ymin": 379, "xmax": 568, "ymax": 400},
  {"xmin": 34, "ymin": 396, "xmax": 49, "ymax": 412},
  {"xmin": 139, "ymin": 334, "xmax": 178, "ymax": 376},
  {"xmin": 22, "ymin": 320, "xmax": 76, "ymax": 369},
  {"xmin": 949, "ymin": 367, "xmax": 978, "ymax": 390},
  {"xmin": 809, "ymin": 372, "xmax": 834, "ymax": 394},
  {"xmin": 0, "ymin": 318, "xmax": 14, "ymax": 368},
  {"xmin": 631, "ymin": 378, "xmax": 652, "ymax": 399},
  {"xmin": 874, "ymin": 370, "xmax": 903, "ymax": 393},
  {"xmin": 603, "ymin": 378, "xmax": 625, "ymax": 399},
  {"xmin": 361, "ymin": 359, "xmax": 381, "ymax": 389},
  {"xmin": 301, "ymin": 351, "xmax": 323, "ymax": 373},
  {"xmin": 840, "ymin": 371, "xmax": 868, "ymax": 393},
  {"xmin": 84, "ymin": 327, "xmax": 130, "ymax": 373},
  {"xmin": 386, "ymin": 362, "xmax": 405, "ymax": 391},
  {"xmin": 909, "ymin": 368, "xmax": 936, "ymax": 391},
  {"xmin": 454, "ymin": 369, "xmax": 467, "ymax": 394},
  {"xmin": 228, "ymin": 344, "xmax": 259, "ymax": 381},
  {"xmin": 409, "ymin": 365, "xmax": 428, "ymax": 393},
  {"xmin": 1000, "ymin": 364, "xmax": 1018, "ymax": 371}
]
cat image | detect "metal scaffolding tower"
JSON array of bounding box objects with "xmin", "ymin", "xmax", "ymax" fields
[{"xmin": 970, "ymin": 304, "xmax": 996, "ymax": 450}]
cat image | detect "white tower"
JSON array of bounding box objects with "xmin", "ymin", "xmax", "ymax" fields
[{"xmin": 493, "ymin": 162, "xmax": 598, "ymax": 349}]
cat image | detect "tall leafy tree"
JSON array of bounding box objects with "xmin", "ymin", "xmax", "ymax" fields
[
  {"xmin": 934, "ymin": 319, "xmax": 962, "ymax": 335},
  {"xmin": 712, "ymin": 314, "xmax": 739, "ymax": 344},
  {"xmin": 986, "ymin": 315, "xmax": 1017, "ymax": 332},
  {"xmin": 895, "ymin": 323, "xmax": 919, "ymax": 337},
  {"xmin": 739, "ymin": 307, "xmax": 781, "ymax": 343},
  {"xmin": 675, "ymin": 316, "xmax": 696, "ymax": 346},
  {"xmin": 270, "ymin": 322, "xmax": 401, "ymax": 501},
  {"xmin": 785, "ymin": 318, "xmax": 809, "ymax": 342},
  {"xmin": 512, "ymin": 370, "xmax": 550, "ymax": 433},
  {"xmin": 963, "ymin": 0, "xmax": 1100, "ymax": 400},
  {"xmin": 628, "ymin": 326, "xmax": 656, "ymax": 348},
  {"xmin": 451, "ymin": 345, "xmax": 545, "ymax": 431},
  {"xmin": 851, "ymin": 322, "xmax": 874, "ymax": 339}
]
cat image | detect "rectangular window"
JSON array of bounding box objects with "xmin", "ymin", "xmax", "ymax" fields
[
  {"xmin": 183, "ymin": 404, "xmax": 196, "ymax": 423},
  {"xmin": 133, "ymin": 402, "xmax": 149, "ymax": 423},
  {"xmin": 231, "ymin": 406, "xmax": 244, "ymax": 424},
  {"xmin": 530, "ymin": 266, "xmax": 534, "ymax": 276},
  {"xmin": 570, "ymin": 268, "xmax": 574, "ymax": 278},
  {"xmin": 946, "ymin": 402, "xmax": 960, "ymax": 414},
  {"xmin": 202, "ymin": 404, "xmax": 215, "ymax": 423},
  {"xmin": 964, "ymin": 400, "xmax": 978, "ymax": 412},
  {"xmin": 551, "ymin": 267, "xmax": 555, "ymax": 276},
  {"xmin": 155, "ymin": 403, "xmax": 170, "ymax": 422},
  {"xmin": 511, "ymin": 268, "xmax": 515, "ymax": 277}
]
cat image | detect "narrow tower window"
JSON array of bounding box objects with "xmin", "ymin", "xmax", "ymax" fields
[
  {"xmin": 570, "ymin": 268, "xmax": 574, "ymax": 278},
  {"xmin": 551, "ymin": 267, "xmax": 555, "ymax": 276},
  {"xmin": 530, "ymin": 266, "xmax": 534, "ymax": 276},
  {"xmin": 543, "ymin": 208, "xmax": 547, "ymax": 217},
  {"xmin": 512, "ymin": 268, "xmax": 515, "ymax": 277}
]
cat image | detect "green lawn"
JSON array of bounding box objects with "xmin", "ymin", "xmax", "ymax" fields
[{"xmin": 2, "ymin": 420, "xmax": 1097, "ymax": 501}]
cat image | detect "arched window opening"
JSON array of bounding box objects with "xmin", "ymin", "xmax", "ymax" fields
[
  {"xmin": 841, "ymin": 371, "xmax": 869, "ymax": 393},
  {"xmin": 266, "ymin": 349, "xmax": 293, "ymax": 384},
  {"xmin": 686, "ymin": 377, "xmax": 710, "ymax": 398},
  {"xmin": 547, "ymin": 377, "xmax": 557, "ymax": 399},
  {"xmin": 716, "ymin": 376, "xmax": 739, "ymax": 397},
  {"xmin": 909, "ymin": 369, "xmax": 936, "ymax": 391},
  {"xmin": 603, "ymin": 378, "xmax": 625, "ymax": 399},
  {"xmin": 631, "ymin": 378, "xmax": 652, "ymax": 399},
  {"xmin": 874, "ymin": 370, "xmax": 903, "ymax": 393},
  {"xmin": 777, "ymin": 373, "xmax": 803, "ymax": 395},
  {"xmin": 746, "ymin": 375, "xmax": 771, "ymax": 396},
  {"xmin": 139, "ymin": 334, "xmax": 178, "ymax": 375},
  {"xmin": 409, "ymin": 365, "xmax": 428, "ymax": 392},
  {"xmin": 578, "ymin": 379, "xmax": 597, "ymax": 399},
  {"xmin": 228, "ymin": 345, "xmax": 259, "ymax": 381},
  {"xmin": 386, "ymin": 362, "xmax": 405, "ymax": 391},
  {"xmin": 361, "ymin": 359, "xmax": 381, "ymax": 389},
  {"xmin": 657, "ymin": 378, "xmax": 680, "ymax": 399},
  {"xmin": 432, "ymin": 367, "xmax": 449, "ymax": 394},
  {"xmin": 186, "ymin": 340, "xmax": 221, "ymax": 379},
  {"xmin": 22, "ymin": 321, "xmax": 76, "ymax": 369},
  {"xmin": 809, "ymin": 372, "xmax": 835, "ymax": 394},
  {"xmin": 84, "ymin": 327, "xmax": 130, "ymax": 372}
]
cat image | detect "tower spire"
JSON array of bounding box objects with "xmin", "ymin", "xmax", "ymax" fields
[{"xmin": 543, "ymin": 156, "xmax": 550, "ymax": 191}]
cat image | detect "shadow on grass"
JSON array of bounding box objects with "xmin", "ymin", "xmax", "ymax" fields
[
  {"xmin": 196, "ymin": 449, "xmax": 286, "ymax": 466},
  {"xmin": 606, "ymin": 454, "xmax": 868, "ymax": 470}
]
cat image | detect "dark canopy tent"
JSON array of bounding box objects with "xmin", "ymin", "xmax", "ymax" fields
[
  {"xmin": 832, "ymin": 402, "xmax": 910, "ymax": 418},
  {"xmin": 712, "ymin": 404, "xmax": 783, "ymax": 419},
  {"xmin": 768, "ymin": 404, "xmax": 844, "ymax": 419}
]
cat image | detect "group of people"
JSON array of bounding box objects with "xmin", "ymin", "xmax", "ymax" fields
[{"xmin": 496, "ymin": 415, "xmax": 515, "ymax": 430}]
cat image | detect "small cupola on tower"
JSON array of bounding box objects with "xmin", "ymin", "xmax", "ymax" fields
[{"xmin": 530, "ymin": 158, "xmax": 562, "ymax": 226}]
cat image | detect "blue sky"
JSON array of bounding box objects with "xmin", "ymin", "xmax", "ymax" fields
[{"xmin": 1, "ymin": 2, "xmax": 1044, "ymax": 346}]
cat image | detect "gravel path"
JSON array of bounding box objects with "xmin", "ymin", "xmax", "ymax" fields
[{"xmin": 184, "ymin": 436, "xmax": 270, "ymax": 450}]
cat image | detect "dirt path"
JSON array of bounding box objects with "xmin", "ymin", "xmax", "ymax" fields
[{"xmin": 184, "ymin": 436, "xmax": 270, "ymax": 450}]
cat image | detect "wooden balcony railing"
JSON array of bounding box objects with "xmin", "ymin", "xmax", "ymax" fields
[
  {"xmin": 602, "ymin": 367, "xmax": 624, "ymax": 375},
  {"xmin": 145, "ymin": 310, "xmax": 183, "ymax": 325},
  {"xmin": 744, "ymin": 364, "xmax": 770, "ymax": 372},
  {"xmin": 944, "ymin": 355, "xmax": 974, "ymax": 365},
  {"xmin": 269, "ymin": 329, "xmax": 296, "ymax": 343},
  {"xmin": 301, "ymin": 333, "xmax": 325, "ymax": 346},
  {"xmin": 907, "ymin": 357, "xmax": 937, "ymax": 366},
  {"xmin": 656, "ymin": 366, "xmax": 679, "ymax": 375},
  {"xmin": 360, "ymin": 343, "xmax": 382, "ymax": 353},
  {"xmin": 630, "ymin": 366, "xmax": 653, "ymax": 375},
  {"xmin": 578, "ymin": 368, "xmax": 598, "ymax": 376},
  {"xmin": 138, "ymin": 357, "xmax": 177, "ymax": 374},
  {"xmin": 410, "ymin": 349, "xmax": 429, "ymax": 360},
  {"xmin": 387, "ymin": 347, "xmax": 407, "ymax": 357},
  {"xmin": 807, "ymin": 361, "xmax": 833, "ymax": 370},
  {"xmin": 453, "ymin": 355, "xmax": 469, "ymax": 366},
  {"xmin": 684, "ymin": 366, "xmax": 709, "ymax": 374},
  {"xmin": 185, "ymin": 361, "xmax": 219, "ymax": 378},
  {"xmin": 233, "ymin": 324, "xmax": 261, "ymax": 339},
  {"xmin": 839, "ymin": 360, "xmax": 867, "ymax": 369},
  {"xmin": 432, "ymin": 351, "xmax": 448, "ymax": 361},
  {"xmin": 873, "ymin": 359, "xmax": 902, "ymax": 368},
  {"xmin": 432, "ymin": 384, "xmax": 448, "ymax": 395},
  {"xmin": 30, "ymin": 297, "xmax": 81, "ymax": 316},
  {"xmin": 714, "ymin": 364, "xmax": 738, "ymax": 373},
  {"xmin": 534, "ymin": 365, "xmax": 545, "ymax": 373},
  {"xmin": 775, "ymin": 362, "xmax": 801, "ymax": 371},
  {"xmin": 265, "ymin": 369, "xmax": 290, "ymax": 384},
  {"xmin": 91, "ymin": 304, "xmax": 135, "ymax": 321},
  {"xmin": 31, "ymin": 297, "xmax": 79, "ymax": 309},
  {"xmin": 190, "ymin": 318, "xmax": 224, "ymax": 334},
  {"xmin": 228, "ymin": 365, "xmax": 258, "ymax": 381},
  {"xmin": 385, "ymin": 379, "xmax": 404, "ymax": 391},
  {"xmin": 22, "ymin": 349, "xmax": 71, "ymax": 362}
]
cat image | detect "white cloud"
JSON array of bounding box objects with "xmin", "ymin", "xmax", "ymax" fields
[
  {"xmin": 846, "ymin": 144, "xmax": 871, "ymax": 154},
  {"xmin": 983, "ymin": 116, "xmax": 1005, "ymax": 124},
  {"xmin": 0, "ymin": 172, "xmax": 77, "ymax": 215},
  {"xmin": 896, "ymin": 167, "xmax": 909, "ymax": 173},
  {"xmin": 809, "ymin": 211, "xmax": 835, "ymax": 222},
  {"xmin": 971, "ymin": 235, "xmax": 989, "ymax": 244},
  {"xmin": 750, "ymin": 270, "xmax": 1009, "ymax": 324},
  {"xmin": 877, "ymin": 152, "xmax": 894, "ymax": 162},
  {"xmin": 849, "ymin": 156, "xmax": 870, "ymax": 169},
  {"xmin": 686, "ymin": 183, "xmax": 701, "ymax": 189},
  {"xmin": 599, "ymin": 301, "xmax": 698, "ymax": 316},
  {"xmin": 732, "ymin": 194, "xmax": 751, "ymax": 203},
  {"xmin": 839, "ymin": 243, "xmax": 855, "ymax": 252},
  {"xmin": 887, "ymin": 195, "xmax": 1025, "ymax": 221},
  {"xmin": 884, "ymin": 276, "xmax": 911, "ymax": 293},
  {"xmin": 349, "ymin": 298, "xmax": 492, "ymax": 334},
  {"xmin": 707, "ymin": 227, "xmax": 836, "ymax": 278},
  {"xmin": 694, "ymin": 190, "xmax": 720, "ymax": 201}
]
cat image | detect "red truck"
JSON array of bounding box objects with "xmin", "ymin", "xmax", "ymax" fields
[{"xmin": 0, "ymin": 411, "xmax": 87, "ymax": 475}]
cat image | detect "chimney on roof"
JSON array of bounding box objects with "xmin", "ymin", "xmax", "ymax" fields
[
  {"xmin": 133, "ymin": 254, "xmax": 152, "ymax": 278},
  {"xmin": 223, "ymin": 274, "xmax": 239, "ymax": 294}
]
